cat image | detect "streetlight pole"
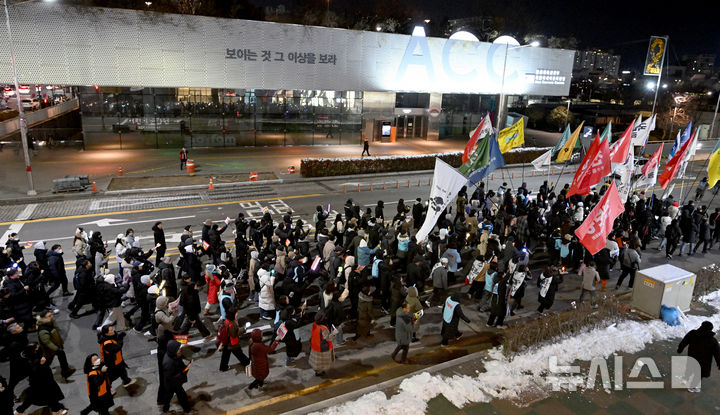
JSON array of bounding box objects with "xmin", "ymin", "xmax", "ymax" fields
[
  {"xmin": 3, "ymin": 0, "xmax": 35, "ymax": 195},
  {"xmin": 496, "ymin": 39, "xmax": 538, "ymax": 131},
  {"xmin": 709, "ymin": 91, "xmax": 720, "ymax": 141},
  {"xmin": 564, "ymin": 99, "xmax": 571, "ymax": 126}
]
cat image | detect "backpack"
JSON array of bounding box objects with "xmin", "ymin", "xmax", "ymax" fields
[{"xmin": 216, "ymin": 320, "xmax": 231, "ymax": 347}]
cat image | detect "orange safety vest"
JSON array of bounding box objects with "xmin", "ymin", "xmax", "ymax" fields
[
  {"xmin": 310, "ymin": 322, "xmax": 332, "ymax": 353},
  {"xmin": 100, "ymin": 339, "xmax": 123, "ymax": 366},
  {"xmin": 87, "ymin": 369, "xmax": 109, "ymax": 397}
]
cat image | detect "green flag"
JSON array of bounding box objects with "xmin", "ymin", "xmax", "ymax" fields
[
  {"xmin": 552, "ymin": 125, "xmax": 571, "ymax": 156},
  {"xmin": 600, "ymin": 122, "xmax": 612, "ymax": 142},
  {"xmin": 458, "ymin": 133, "xmax": 491, "ymax": 176}
]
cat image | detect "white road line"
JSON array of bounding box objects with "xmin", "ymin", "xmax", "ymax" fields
[
  {"xmin": 16, "ymin": 204, "xmax": 38, "ymax": 221},
  {"xmin": 1, "ymin": 204, "xmax": 37, "ymax": 245}
]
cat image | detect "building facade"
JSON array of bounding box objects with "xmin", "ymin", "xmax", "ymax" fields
[{"xmin": 1, "ymin": 3, "xmax": 575, "ymax": 149}]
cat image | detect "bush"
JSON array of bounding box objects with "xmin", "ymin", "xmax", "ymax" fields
[
  {"xmin": 693, "ymin": 264, "xmax": 720, "ymax": 300},
  {"xmin": 502, "ymin": 296, "xmax": 624, "ymax": 356},
  {"xmin": 300, "ymin": 148, "xmax": 551, "ymax": 177}
]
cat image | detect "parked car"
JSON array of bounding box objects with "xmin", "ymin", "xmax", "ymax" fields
[{"xmin": 21, "ymin": 98, "xmax": 40, "ymax": 111}]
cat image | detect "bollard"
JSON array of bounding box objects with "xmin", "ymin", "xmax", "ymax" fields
[
  {"xmin": 427, "ymin": 178, "xmax": 431, "ymax": 185},
  {"xmin": 187, "ymin": 160, "xmax": 195, "ymax": 176},
  {"xmin": 92, "ymin": 181, "xmax": 97, "ymax": 193},
  {"xmin": 417, "ymin": 179, "xmax": 421, "ymax": 187},
  {"xmin": 370, "ymin": 183, "xmax": 373, "ymax": 191},
  {"xmin": 118, "ymin": 166, "xmax": 123, "ymax": 177},
  {"xmin": 396, "ymin": 180, "xmax": 399, "ymax": 189},
  {"xmin": 382, "ymin": 182, "xmax": 386, "ymax": 190},
  {"xmin": 407, "ymin": 179, "xmax": 410, "ymax": 188},
  {"xmin": 343, "ymin": 185, "xmax": 346, "ymax": 193},
  {"xmin": 490, "ymin": 173, "xmax": 494, "ymax": 180},
  {"xmin": 357, "ymin": 183, "xmax": 360, "ymax": 192}
]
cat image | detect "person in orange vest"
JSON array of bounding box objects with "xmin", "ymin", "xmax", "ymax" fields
[
  {"xmin": 362, "ymin": 137, "xmax": 371, "ymax": 157},
  {"xmin": 216, "ymin": 309, "xmax": 250, "ymax": 372},
  {"xmin": 97, "ymin": 325, "xmax": 135, "ymax": 389},
  {"xmin": 179, "ymin": 147, "xmax": 188, "ymax": 170},
  {"xmin": 80, "ymin": 353, "xmax": 113, "ymax": 415},
  {"xmin": 309, "ymin": 311, "xmax": 338, "ymax": 377}
]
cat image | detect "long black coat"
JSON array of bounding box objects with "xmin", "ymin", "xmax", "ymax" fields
[
  {"xmin": 25, "ymin": 354, "xmax": 65, "ymax": 406},
  {"xmin": 162, "ymin": 340, "xmax": 188, "ymax": 390},
  {"xmin": 47, "ymin": 251, "xmax": 66, "ymax": 282},
  {"xmin": 4, "ymin": 277, "xmax": 33, "ymax": 324},
  {"xmin": 678, "ymin": 326, "xmax": 720, "ymax": 378}
]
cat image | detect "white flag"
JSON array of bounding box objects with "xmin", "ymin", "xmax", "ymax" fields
[
  {"xmin": 678, "ymin": 134, "xmax": 698, "ymax": 178},
  {"xmin": 629, "ymin": 114, "xmax": 643, "ymax": 145},
  {"xmin": 414, "ymin": 158, "xmax": 469, "ymax": 243},
  {"xmin": 631, "ymin": 114, "xmax": 656, "ymax": 146},
  {"xmin": 531, "ymin": 149, "xmax": 553, "ymax": 171},
  {"xmin": 616, "ymin": 145, "xmax": 635, "ymax": 202}
]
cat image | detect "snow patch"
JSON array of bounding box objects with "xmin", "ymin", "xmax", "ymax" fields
[{"xmin": 313, "ymin": 286, "xmax": 720, "ymax": 414}]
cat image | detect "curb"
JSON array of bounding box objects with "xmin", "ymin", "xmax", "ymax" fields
[
  {"xmin": 103, "ymin": 179, "xmax": 284, "ymax": 195},
  {"xmin": 280, "ymin": 350, "xmax": 488, "ymax": 415}
]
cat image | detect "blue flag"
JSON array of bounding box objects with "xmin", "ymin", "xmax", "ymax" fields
[
  {"xmin": 670, "ymin": 120, "xmax": 693, "ymax": 157},
  {"xmin": 467, "ymin": 134, "xmax": 505, "ymax": 184}
]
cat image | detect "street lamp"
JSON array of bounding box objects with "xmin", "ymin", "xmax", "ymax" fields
[
  {"xmin": 710, "ymin": 91, "xmax": 720, "ymax": 140},
  {"xmin": 494, "ymin": 36, "xmax": 539, "ymax": 130},
  {"xmin": 3, "ymin": 0, "xmax": 35, "ymax": 195},
  {"xmin": 564, "ymin": 99, "xmax": 571, "ymax": 126}
]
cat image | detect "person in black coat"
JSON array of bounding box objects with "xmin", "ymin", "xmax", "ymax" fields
[
  {"xmin": 694, "ymin": 215, "xmax": 713, "ymax": 254},
  {"xmin": 80, "ymin": 353, "xmax": 114, "ymax": 415},
  {"xmin": 2, "ymin": 268, "xmax": 34, "ymax": 329},
  {"xmin": 4, "ymin": 322, "xmax": 28, "ymax": 397},
  {"xmin": 0, "ymin": 375, "xmax": 12, "ymax": 415},
  {"xmin": 678, "ymin": 321, "xmax": 720, "ymax": 389},
  {"xmin": 440, "ymin": 292, "xmax": 470, "ymax": 346},
  {"xmin": 22, "ymin": 260, "xmax": 51, "ymax": 312},
  {"xmin": 162, "ymin": 340, "xmax": 192, "ymax": 413},
  {"xmin": 47, "ymin": 244, "xmax": 72, "ymax": 297},
  {"xmin": 33, "ymin": 240, "xmax": 49, "ymax": 276},
  {"xmin": 70, "ymin": 258, "xmax": 96, "ymax": 318},
  {"xmin": 157, "ymin": 256, "xmax": 178, "ymax": 300},
  {"xmin": 487, "ymin": 272, "xmax": 508, "ymax": 327},
  {"xmin": 179, "ymin": 276, "xmax": 211, "ymax": 337},
  {"xmin": 152, "ymin": 221, "xmax": 167, "ymax": 267},
  {"xmin": 537, "ymin": 266, "xmax": 563, "ymax": 314},
  {"xmin": 5, "ymin": 233, "xmax": 25, "ymax": 272},
  {"xmin": 14, "ymin": 343, "xmax": 68, "ymax": 414}
]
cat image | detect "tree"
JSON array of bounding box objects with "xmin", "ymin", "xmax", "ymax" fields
[{"xmin": 547, "ymin": 106, "xmax": 574, "ymax": 131}]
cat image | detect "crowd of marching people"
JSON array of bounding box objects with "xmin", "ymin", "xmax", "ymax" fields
[{"xmin": 1, "ymin": 177, "xmax": 719, "ymax": 413}]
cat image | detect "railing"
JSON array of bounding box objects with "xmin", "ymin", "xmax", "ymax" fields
[{"xmin": 0, "ymin": 98, "xmax": 79, "ymax": 138}]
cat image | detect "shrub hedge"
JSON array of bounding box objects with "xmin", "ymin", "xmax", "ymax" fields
[{"xmin": 301, "ymin": 147, "xmax": 551, "ymax": 177}]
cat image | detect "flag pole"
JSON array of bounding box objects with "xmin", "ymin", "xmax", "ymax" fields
[{"xmin": 553, "ymin": 160, "xmax": 568, "ymax": 193}]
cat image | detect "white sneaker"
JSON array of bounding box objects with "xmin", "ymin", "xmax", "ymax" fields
[
  {"xmin": 143, "ymin": 331, "xmax": 152, "ymax": 337},
  {"xmin": 122, "ymin": 378, "xmax": 136, "ymax": 388}
]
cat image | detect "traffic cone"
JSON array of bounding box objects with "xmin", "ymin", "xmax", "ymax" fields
[
  {"xmin": 118, "ymin": 166, "xmax": 123, "ymax": 177},
  {"xmin": 417, "ymin": 179, "xmax": 420, "ymax": 187},
  {"xmin": 92, "ymin": 181, "xmax": 97, "ymax": 193},
  {"xmin": 343, "ymin": 185, "xmax": 346, "ymax": 193},
  {"xmin": 396, "ymin": 180, "xmax": 399, "ymax": 189},
  {"xmin": 357, "ymin": 184, "xmax": 360, "ymax": 192},
  {"xmin": 407, "ymin": 179, "xmax": 410, "ymax": 188},
  {"xmin": 382, "ymin": 182, "xmax": 386, "ymax": 190},
  {"xmin": 369, "ymin": 183, "xmax": 373, "ymax": 191},
  {"xmin": 208, "ymin": 178, "xmax": 215, "ymax": 190}
]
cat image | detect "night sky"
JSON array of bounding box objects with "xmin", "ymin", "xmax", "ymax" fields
[{"xmin": 252, "ymin": 0, "xmax": 719, "ymax": 70}]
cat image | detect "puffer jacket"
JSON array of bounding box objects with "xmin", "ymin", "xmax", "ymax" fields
[{"xmin": 258, "ymin": 269, "xmax": 276, "ymax": 311}]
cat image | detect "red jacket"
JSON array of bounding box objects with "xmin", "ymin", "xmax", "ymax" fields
[
  {"xmin": 205, "ymin": 273, "xmax": 222, "ymax": 304},
  {"xmin": 248, "ymin": 329, "xmax": 278, "ymax": 381}
]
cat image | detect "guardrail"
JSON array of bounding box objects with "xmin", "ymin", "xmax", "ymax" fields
[{"xmin": 0, "ymin": 98, "xmax": 79, "ymax": 138}]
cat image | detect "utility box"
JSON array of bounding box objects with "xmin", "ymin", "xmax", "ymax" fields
[{"xmin": 631, "ymin": 264, "xmax": 695, "ymax": 317}]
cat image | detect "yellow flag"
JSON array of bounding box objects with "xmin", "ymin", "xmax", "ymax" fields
[
  {"xmin": 497, "ymin": 118, "xmax": 525, "ymax": 153},
  {"xmin": 708, "ymin": 140, "xmax": 720, "ymax": 188},
  {"xmin": 556, "ymin": 121, "xmax": 585, "ymax": 162}
]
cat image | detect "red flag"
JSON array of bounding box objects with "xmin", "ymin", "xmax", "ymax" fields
[
  {"xmin": 642, "ymin": 143, "xmax": 663, "ymax": 177},
  {"xmin": 659, "ymin": 129, "xmax": 696, "ymax": 189},
  {"xmin": 567, "ymin": 133, "xmax": 611, "ymax": 197},
  {"xmin": 609, "ymin": 120, "xmax": 635, "ymax": 164},
  {"xmin": 574, "ymin": 181, "xmax": 625, "ymax": 255},
  {"xmin": 463, "ymin": 116, "xmax": 486, "ymax": 163}
]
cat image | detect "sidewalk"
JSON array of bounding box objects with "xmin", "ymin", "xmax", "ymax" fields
[{"xmin": 0, "ymin": 138, "xmax": 465, "ymax": 200}]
